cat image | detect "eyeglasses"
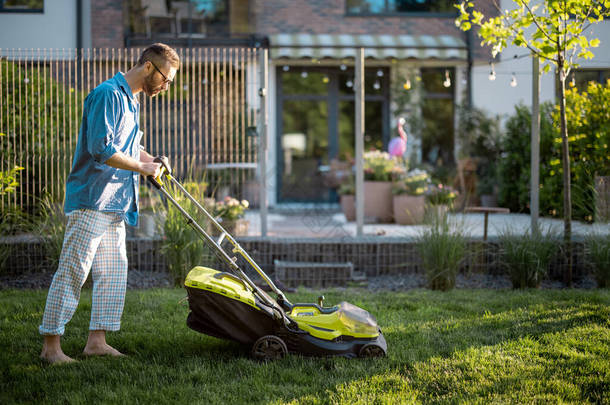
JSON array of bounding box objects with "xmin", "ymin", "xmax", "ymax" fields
[{"xmin": 150, "ymin": 61, "xmax": 173, "ymax": 85}]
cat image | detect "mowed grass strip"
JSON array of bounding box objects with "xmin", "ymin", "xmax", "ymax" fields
[{"xmin": 1, "ymin": 288, "xmax": 608, "ymax": 404}]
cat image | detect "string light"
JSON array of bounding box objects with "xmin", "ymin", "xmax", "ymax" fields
[
  {"xmin": 570, "ymin": 72, "xmax": 576, "ymax": 87},
  {"xmin": 282, "ymin": 65, "xmax": 290, "ymax": 72},
  {"xmin": 373, "ymin": 80, "xmax": 381, "ymax": 90},
  {"xmin": 322, "ymin": 75, "xmax": 329, "ymax": 84},
  {"xmin": 510, "ymin": 73, "xmax": 517, "ymax": 87},
  {"xmin": 301, "ymin": 70, "xmax": 308, "ymax": 78},
  {"xmin": 443, "ymin": 69, "xmax": 451, "ymax": 87},
  {"xmin": 346, "ymin": 79, "xmax": 353, "ymax": 88},
  {"xmin": 403, "ymin": 78, "xmax": 412, "ymax": 90},
  {"xmin": 376, "ymin": 69, "xmax": 384, "ymax": 77},
  {"xmin": 340, "ymin": 63, "xmax": 347, "ymax": 71},
  {"xmin": 489, "ymin": 62, "xmax": 496, "ymax": 81}
]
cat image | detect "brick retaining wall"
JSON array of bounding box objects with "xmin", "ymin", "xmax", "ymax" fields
[{"xmin": 0, "ymin": 236, "xmax": 591, "ymax": 282}]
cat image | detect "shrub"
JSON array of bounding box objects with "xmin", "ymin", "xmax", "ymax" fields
[
  {"xmin": 542, "ymin": 81, "xmax": 610, "ymax": 222},
  {"xmin": 497, "ymin": 102, "xmax": 555, "ymax": 213},
  {"xmin": 417, "ymin": 215, "xmax": 468, "ymax": 291},
  {"xmin": 498, "ymin": 82, "xmax": 609, "ymax": 222},
  {"xmin": 584, "ymin": 233, "xmax": 610, "ymax": 288},
  {"xmin": 455, "ymin": 105, "xmax": 503, "ymax": 196},
  {"xmin": 499, "ymin": 227, "xmax": 559, "ymax": 289},
  {"xmin": 1, "ymin": 60, "xmax": 82, "ymax": 210}
]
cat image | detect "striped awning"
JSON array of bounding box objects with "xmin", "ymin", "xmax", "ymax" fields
[{"xmin": 270, "ymin": 34, "xmax": 467, "ymax": 60}]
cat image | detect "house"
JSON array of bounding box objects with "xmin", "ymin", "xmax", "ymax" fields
[{"xmin": 1, "ymin": 0, "xmax": 608, "ymax": 207}]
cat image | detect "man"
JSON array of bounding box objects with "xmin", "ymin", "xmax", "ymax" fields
[{"xmin": 39, "ymin": 43, "xmax": 180, "ymax": 364}]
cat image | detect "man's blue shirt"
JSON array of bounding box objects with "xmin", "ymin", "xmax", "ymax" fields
[{"xmin": 64, "ymin": 73, "xmax": 142, "ymax": 226}]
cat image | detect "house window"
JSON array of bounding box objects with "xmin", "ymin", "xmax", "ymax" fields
[
  {"xmin": 346, "ymin": 0, "xmax": 456, "ymax": 16},
  {"xmin": 557, "ymin": 68, "xmax": 610, "ymax": 98},
  {"xmin": 125, "ymin": 0, "xmax": 240, "ymax": 42},
  {"xmin": 419, "ymin": 67, "xmax": 455, "ymax": 168},
  {"xmin": 0, "ymin": 0, "xmax": 43, "ymax": 12}
]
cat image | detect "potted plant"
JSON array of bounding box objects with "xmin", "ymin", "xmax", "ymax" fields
[
  {"xmin": 363, "ymin": 150, "xmax": 405, "ymax": 223},
  {"xmin": 338, "ymin": 177, "xmax": 355, "ymax": 222},
  {"xmin": 214, "ymin": 196, "xmax": 250, "ymax": 236},
  {"xmin": 425, "ymin": 183, "xmax": 458, "ymax": 220},
  {"xmin": 392, "ymin": 169, "xmax": 429, "ymax": 225}
]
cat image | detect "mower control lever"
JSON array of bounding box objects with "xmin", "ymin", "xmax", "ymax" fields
[
  {"xmin": 153, "ymin": 156, "xmax": 172, "ymax": 175},
  {"xmin": 318, "ymin": 295, "xmax": 325, "ymax": 307}
]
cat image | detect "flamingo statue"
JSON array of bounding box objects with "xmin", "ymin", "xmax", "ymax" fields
[{"xmin": 388, "ymin": 117, "xmax": 407, "ymax": 158}]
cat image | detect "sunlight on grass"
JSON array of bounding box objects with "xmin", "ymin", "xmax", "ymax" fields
[{"xmin": 0, "ymin": 288, "xmax": 608, "ymax": 404}]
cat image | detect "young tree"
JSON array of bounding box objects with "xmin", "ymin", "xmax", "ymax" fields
[{"xmin": 456, "ymin": 0, "xmax": 610, "ymax": 282}]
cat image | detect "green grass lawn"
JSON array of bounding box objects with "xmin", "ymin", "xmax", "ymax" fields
[{"xmin": 1, "ymin": 287, "xmax": 609, "ymax": 404}]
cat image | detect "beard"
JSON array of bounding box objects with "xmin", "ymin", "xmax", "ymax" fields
[{"xmin": 142, "ymin": 72, "xmax": 165, "ymax": 97}]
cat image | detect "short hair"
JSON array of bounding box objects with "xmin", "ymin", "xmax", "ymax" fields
[{"xmin": 137, "ymin": 43, "xmax": 180, "ymax": 69}]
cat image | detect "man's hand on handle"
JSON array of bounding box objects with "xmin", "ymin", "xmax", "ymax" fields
[
  {"xmin": 154, "ymin": 155, "xmax": 172, "ymax": 175},
  {"xmin": 138, "ymin": 162, "xmax": 162, "ymax": 178}
]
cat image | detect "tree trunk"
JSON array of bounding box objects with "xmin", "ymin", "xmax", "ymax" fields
[{"xmin": 558, "ymin": 64, "xmax": 573, "ymax": 286}]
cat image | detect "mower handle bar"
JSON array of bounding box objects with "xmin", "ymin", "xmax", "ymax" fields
[{"xmin": 145, "ymin": 169, "xmax": 292, "ymax": 321}]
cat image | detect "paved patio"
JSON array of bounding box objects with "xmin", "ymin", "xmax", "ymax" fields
[{"xmin": 243, "ymin": 207, "xmax": 610, "ymax": 240}]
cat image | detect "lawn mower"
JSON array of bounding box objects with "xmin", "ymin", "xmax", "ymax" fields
[{"xmin": 148, "ymin": 161, "xmax": 387, "ymax": 360}]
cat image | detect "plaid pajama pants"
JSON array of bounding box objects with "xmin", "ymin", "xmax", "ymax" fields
[{"xmin": 39, "ymin": 209, "xmax": 128, "ymax": 336}]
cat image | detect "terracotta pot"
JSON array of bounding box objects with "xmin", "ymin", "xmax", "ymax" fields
[
  {"xmin": 393, "ymin": 195, "xmax": 425, "ymax": 225},
  {"xmin": 340, "ymin": 195, "xmax": 355, "ymax": 222},
  {"xmin": 364, "ymin": 181, "xmax": 393, "ymax": 223},
  {"xmin": 220, "ymin": 218, "xmax": 249, "ymax": 236}
]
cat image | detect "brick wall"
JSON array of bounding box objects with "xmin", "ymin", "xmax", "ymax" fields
[
  {"xmin": 90, "ymin": 0, "xmax": 124, "ymax": 48},
  {"xmin": 251, "ymin": 0, "xmax": 498, "ymax": 61}
]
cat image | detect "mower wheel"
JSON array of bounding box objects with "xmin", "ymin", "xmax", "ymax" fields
[
  {"xmin": 359, "ymin": 343, "xmax": 386, "ymax": 358},
  {"xmin": 251, "ymin": 335, "xmax": 288, "ymax": 361}
]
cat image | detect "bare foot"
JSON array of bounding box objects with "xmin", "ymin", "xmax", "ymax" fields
[
  {"xmin": 83, "ymin": 343, "xmax": 126, "ymax": 357},
  {"xmin": 40, "ymin": 348, "xmax": 77, "ymax": 364}
]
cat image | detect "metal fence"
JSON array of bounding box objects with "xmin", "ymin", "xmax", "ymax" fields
[{"xmin": 1, "ymin": 47, "xmax": 263, "ymax": 212}]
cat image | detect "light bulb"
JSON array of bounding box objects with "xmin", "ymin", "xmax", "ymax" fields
[
  {"xmin": 489, "ymin": 62, "xmax": 496, "ymax": 81},
  {"xmin": 510, "ymin": 74, "xmax": 517, "ymax": 87},
  {"xmin": 282, "ymin": 65, "xmax": 290, "ymax": 72},
  {"xmin": 443, "ymin": 69, "xmax": 451, "ymax": 87},
  {"xmin": 373, "ymin": 80, "xmax": 381, "ymax": 90},
  {"xmin": 346, "ymin": 79, "xmax": 353, "ymax": 88},
  {"xmin": 403, "ymin": 79, "xmax": 411, "ymax": 90},
  {"xmin": 301, "ymin": 70, "xmax": 308, "ymax": 78},
  {"xmin": 340, "ymin": 64, "xmax": 347, "ymax": 71},
  {"xmin": 322, "ymin": 75, "xmax": 329, "ymax": 84},
  {"xmin": 376, "ymin": 69, "xmax": 384, "ymax": 77}
]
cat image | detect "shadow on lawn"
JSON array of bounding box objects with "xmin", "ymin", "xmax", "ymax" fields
[
  {"xmin": 120, "ymin": 298, "xmax": 608, "ymax": 403},
  {"xmin": 2, "ymin": 290, "xmax": 608, "ymax": 404}
]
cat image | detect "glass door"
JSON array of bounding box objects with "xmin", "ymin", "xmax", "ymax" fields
[
  {"xmin": 277, "ymin": 67, "xmax": 389, "ymax": 203},
  {"xmin": 279, "ymin": 100, "xmax": 329, "ymax": 201}
]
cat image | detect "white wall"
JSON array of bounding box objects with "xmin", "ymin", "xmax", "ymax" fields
[
  {"xmin": 471, "ymin": 1, "xmax": 610, "ymax": 118},
  {"xmin": 0, "ymin": 1, "xmax": 80, "ymax": 50}
]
